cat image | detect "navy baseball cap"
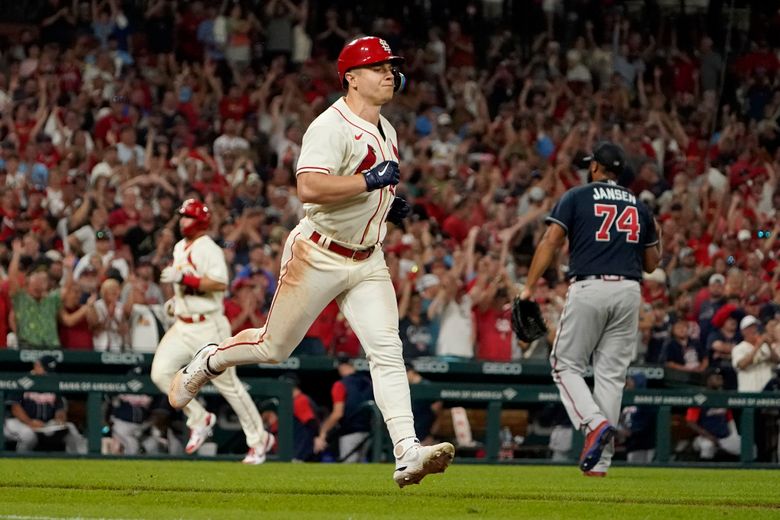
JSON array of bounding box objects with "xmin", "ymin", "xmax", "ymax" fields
[
  {"xmin": 37, "ymin": 355, "xmax": 58, "ymax": 372},
  {"xmin": 584, "ymin": 142, "xmax": 626, "ymax": 176}
]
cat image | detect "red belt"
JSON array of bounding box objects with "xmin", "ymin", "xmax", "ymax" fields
[
  {"xmin": 178, "ymin": 314, "xmax": 207, "ymax": 324},
  {"xmin": 309, "ymin": 231, "xmax": 375, "ymax": 261}
]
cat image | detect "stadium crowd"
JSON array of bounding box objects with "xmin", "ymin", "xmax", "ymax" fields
[{"xmin": 1, "ymin": 0, "xmax": 780, "ymax": 459}]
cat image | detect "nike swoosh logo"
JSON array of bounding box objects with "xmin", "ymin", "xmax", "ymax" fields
[
  {"xmin": 354, "ymin": 133, "xmax": 363, "ymax": 140},
  {"xmin": 378, "ymin": 163, "xmax": 389, "ymax": 176}
]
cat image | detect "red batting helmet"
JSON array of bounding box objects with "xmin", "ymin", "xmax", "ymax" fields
[
  {"xmin": 178, "ymin": 198, "xmax": 211, "ymax": 238},
  {"xmin": 337, "ymin": 36, "xmax": 404, "ymax": 89}
]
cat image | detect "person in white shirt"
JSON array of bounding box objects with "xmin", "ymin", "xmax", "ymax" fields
[
  {"xmin": 88, "ymin": 278, "xmax": 129, "ymax": 352},
  {"xmin": 732, "ymin": 315, "xmax": 780, "ymax": 392},
  {"xmin": 116, "ymin": 126, "xmax": 145, "ymax": 165},
  {"xmin": 212, "ymin": 118, "xmax": 249, "ymax": 173},
  {"xmin": 67, "ymin": 207, "xmax": 109, "ymax": 256},
  {"xmin": 72, "ymin": 229, "xmax": 129, "ymax": 282}
]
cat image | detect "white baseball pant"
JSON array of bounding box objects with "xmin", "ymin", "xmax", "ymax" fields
[
  {"xmin": 111, "ymin": 418, "xmax": 145, "ymax": 455},
  {"xmin": 151, "ymin": 315, "xmax": 265, "ymax": 448},
  {"xmin": 3, "ymin": 418, "xmax": 86, "ymax": 453},
  {"xmin": 208, "ymin": 220, "xmax": 416, "ymax": 446},
  {"xmin": 693, "ymin": 432, "xmax": 741, "ymax": 459},
  {"xmin": 550, "ymin": 279, "xmax": 641, "ymax": 471}
]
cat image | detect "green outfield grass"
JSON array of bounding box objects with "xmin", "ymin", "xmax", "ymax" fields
[{"xmin": 1, "ymin": 459, "xmax": 779, "ymax": 519}]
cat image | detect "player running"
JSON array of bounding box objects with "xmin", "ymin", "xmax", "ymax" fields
[
  {"xmin": 520, "ymin": 142, "xmax": 660, "ymax": 476},
  {"xmin": 151, "ymin": 199, "xmax": 274, "ymax": 464},
  {"xmin": 168, "ymin": 37, "xmax": 454, "ymax": 487}
]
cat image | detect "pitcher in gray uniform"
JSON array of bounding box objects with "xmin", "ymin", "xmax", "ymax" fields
[{"xmin": 521, "ymin": 142, "xmax": 661, "ymax": 476}]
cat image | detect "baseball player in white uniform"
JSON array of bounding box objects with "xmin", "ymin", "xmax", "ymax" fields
[
  {"xmin": 169, "ymin": 37, "xmax": 454, "ymax": 487},
  {"xmin": 152, "ymin": 198, "xmax": 274, "ymax": 464}
]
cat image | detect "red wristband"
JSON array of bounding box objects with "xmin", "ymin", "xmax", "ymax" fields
[{"xmin": 181, "ymin": 274, "xmax": 202, "ymax": 290}]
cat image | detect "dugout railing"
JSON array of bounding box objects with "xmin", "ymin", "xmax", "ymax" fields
[
  {"xmin": 2, "ymin": 371, "xmax": 779, "ymax": 465},
  {"xmin": 0, "ymin": 373, "xmax": 296, "ymax": 460},
  {"xmin": 409, "ymin": 383, "xmax": 779, "ymax": 465}
]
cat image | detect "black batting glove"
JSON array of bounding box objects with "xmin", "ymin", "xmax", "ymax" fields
[
  {"xmin": 386, "ymin": 197, "xmax": 411, "ymax": 226},
  {"xmin": 363, "ymin": 160, "xmax": 400, "ymax": 191}
]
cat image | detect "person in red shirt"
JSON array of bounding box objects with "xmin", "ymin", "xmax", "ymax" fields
[
  {"xmin": 263, "ymin": 373, "xmax": 319, "ymax": 461},
  {"xmin": 472, "ymin": 278, "xmax": 514, "ymax": 362},
  {"xmin": 224, "ymin": 278, "xmax": 266, "ymax": 333},
  {"xmin": 314, "ymin": 359, "xmax": 374, "ymax": 462},
  {"xmin": 107, "ymin": 187, "xmax": 141, "ymax": 246},
  {"xmin": 642, "ymin": 268, "xmax": 669, "ymax": 305},
  {"xmin": 282, "ymin": 372, "xmax": 319, "ymax": 461},
  {"xmin": 93, "ymin": 97, "xmax": 130, "ymax": 146},
  {"xmin": 192, "ymin": 165, "xmax": 229, "ymax": 199},
  {"xmin": 35, "ymin": 133, "xmax": 60, "ymax": 169},
  {"xmin": 298, "ymin": 300, "xmax": 339, "ymax": 355},
  {"xmin": 331, "ymin": 310, "xmax": 362, "ymax": 358},
  {"xmin": 58, "ymin": 283, "xmax": 95, "ymax": 350},
  {"xmin": 176, "ymin": 2, "xmax": 206, "ymax": 62},
  {"xmin": 441, "ymin": 197, "xmax": 476, "ymax": 244},
  {"xmin": 218, "ymin": 85, "xmax": 252, "ymax": 122}
]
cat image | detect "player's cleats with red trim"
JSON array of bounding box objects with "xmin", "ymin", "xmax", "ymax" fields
[
  {"xmin": 169, "ymin": 344, "xmax": 221, "ymax": 409},
  {"xmin": 185, "ymin": 412, "xmax": 216, "ymax": 454},
  {"xmin": 242, "ymin": 432, "xmax": 276, "ymax": 465},
  {"xmin": 579, "ymin": 420, "xmax": 616, "ymax": 472},
  {"xmin": 393, "ymin": 442, "xmax": 455, "ymax": 488}
]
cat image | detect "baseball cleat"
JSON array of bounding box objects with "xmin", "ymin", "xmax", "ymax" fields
[
  {"xmin": 579, "ymin": 420, "xmax": 616, "ymax": 472},
  {"xmin": 242, "ymin": 432, "xmax": 276, "ymax": 465},
  {"xmin": 393, "ymin": 442, "xmax": 455, "ymax": 488},
  {"xmin": 169, "ymin": 344, "xmax": 221, "ymax": 409},
  {"xmin": 185, "ymin": 412, "xmax": 216, "ymax": 454}
]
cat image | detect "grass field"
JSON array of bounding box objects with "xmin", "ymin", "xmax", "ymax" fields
[{"xmin": 1, "ymin": 459, "xmax": 780, "ymax": 519}]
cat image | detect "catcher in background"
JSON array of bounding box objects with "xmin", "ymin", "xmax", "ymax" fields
[{"xmin": 516, "ymin": 142, "xmax": 660, "ymax": 476}]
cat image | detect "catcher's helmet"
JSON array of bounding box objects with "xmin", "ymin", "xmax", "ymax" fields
[
  {"xmin": 337, "ymin": 36, "xmax": 406, "ymax": 91},
  {"xmin": 178, "ymin": 198, "xmax": 211, "ymax": 238}
]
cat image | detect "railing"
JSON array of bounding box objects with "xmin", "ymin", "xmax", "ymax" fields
[
  {"xmin": 0, "ymin": 373, "xmax": 295, "ymax": 460},
  {"xmin": 3, "ymin": 371, "xmax": 777, "ymax": 466},
  {"xmin": 410, "ymin": 383, "xmax": 780, "ymax": 464},
  {"xmin": 0, "ymin": 349, "xmax": 668, "ymax": 381}
]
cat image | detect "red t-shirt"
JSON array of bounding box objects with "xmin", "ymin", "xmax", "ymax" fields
[
  {"xmin": 219, "ymin": 95, "xmax": 251, "ymax": 122},
  {"xmin": 94, "ymin": 114, "xmax": 131, "ymax": 145},
  {"xmin": 108, "ymin": 207, "xmax": 139, "ymax": 241},
  {"xmin": 473, "ymin": 305, "xmax": 513, "ymax": 362},
  {"xmin": 442, "ymin": 214, "xmax": 471, "ymax": 244},
  {"xmin": 331, "ymin": 380, "xmax": 347, "ymax": 404},
  {"xmin": 223, "ymin": 298, "xmax": 266, "ymax": 333},
  {"xmin": 331, "ymin": 316, "xmax": 361, "ymax": 357},
  {"xmin": 14, "ymin": 119, "xmax": 36, "ymax": 153},
  {"xmin": 193, "ymin": 173, "xmax": 229, "ymax": 199},
  {"xmin": 305, "ymin": 300, "xmax": 339, "ymax": 350},
  {"xmin": 293, "ymin": 392, "xmax": 316, "ymax": 424},
  {"xmin": 58, "ymin": 304, "xmax": 93, "ymax": 350}
]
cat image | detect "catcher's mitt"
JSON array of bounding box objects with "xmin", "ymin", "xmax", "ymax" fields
[{"xmin": 511, "ymin": 298, "xmax": 548, "ymax": 343}]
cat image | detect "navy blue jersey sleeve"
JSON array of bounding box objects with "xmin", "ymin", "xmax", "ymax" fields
[
  {"xmin": 638, "ymin": 201, "xmax": 658, "ymax": 248},
  {"xmin": 546, "ymin": 190, "xmax": 575, "ymax": 232}
]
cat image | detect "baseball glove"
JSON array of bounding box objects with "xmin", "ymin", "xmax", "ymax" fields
[{"xmin": 511, "ymin": 298, "xmax": 548, "ymax": 343}]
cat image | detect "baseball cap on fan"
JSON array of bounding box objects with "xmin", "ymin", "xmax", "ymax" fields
[{"xmin": 584, "ymin": 142, "xmax": 626, "ymax": 176}]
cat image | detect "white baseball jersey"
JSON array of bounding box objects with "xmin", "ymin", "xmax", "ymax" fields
[
  {"xmin": 296, "ymin": 97, "xmax": 399, "ymax": 247},
  {"xmin": 171, "ymin": 235, "xmax": 228, "ymax": 316}
]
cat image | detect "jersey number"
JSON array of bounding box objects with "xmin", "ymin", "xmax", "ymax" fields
[{"xmin": 594, "ymin": 204, "xmax": 639, "ymax": 243}]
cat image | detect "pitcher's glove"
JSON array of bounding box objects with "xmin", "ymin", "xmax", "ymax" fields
[
  {"xmin": 386, "ymin": 197, "xmax": 410, "ymax": 226},
  {"xmin": 511, "ymin": 297, "xmax": 548, "ymax": 343}
]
